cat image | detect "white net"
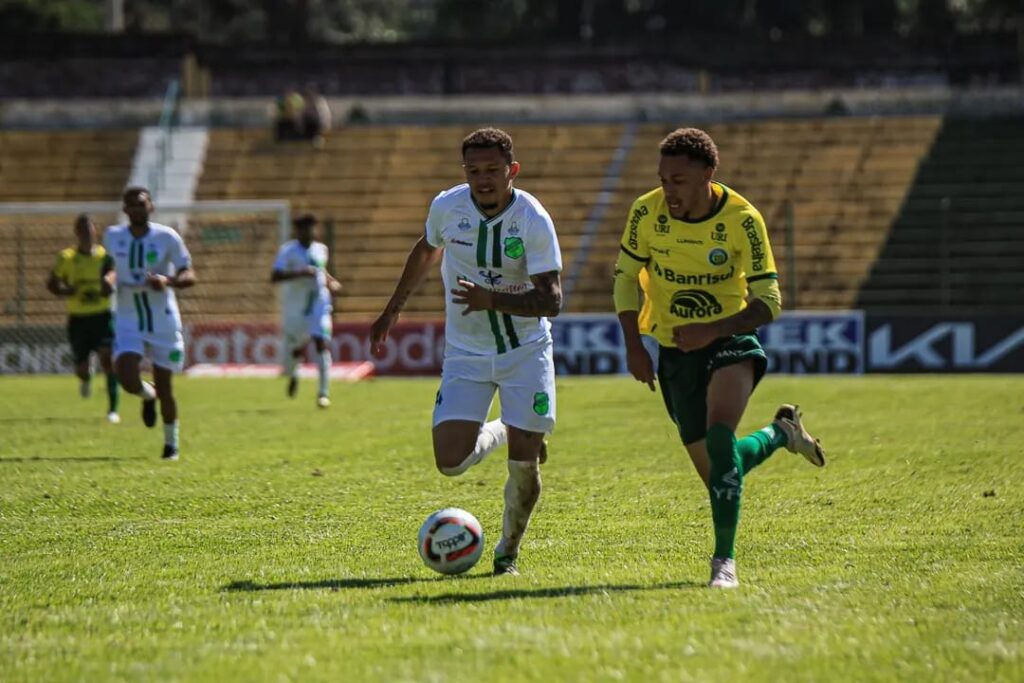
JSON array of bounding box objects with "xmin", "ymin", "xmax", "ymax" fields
[{"xmin": 0, "ymin": 200, "xmax": 290, "ymax": 374}]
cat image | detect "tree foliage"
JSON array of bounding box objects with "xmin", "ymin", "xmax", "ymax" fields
[{"xmin": 0, "ymin": 0, "xmax": 1019, "ymax": 42}]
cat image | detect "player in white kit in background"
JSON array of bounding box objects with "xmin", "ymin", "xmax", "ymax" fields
[
  {"xmin": 371, "ymin": 128, "xmax": 563, "ymax": 576},
  {"xmin": 271, "ymin": 214, "xmax": 342, "ymax": 408},
  {"xmin": 103, "ymin": 187, "xmax": 196, "ymax": 460}
]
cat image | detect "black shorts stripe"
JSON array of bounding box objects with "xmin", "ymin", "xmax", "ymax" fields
[
  {"xmin": 502, "ymin": 314, "xmax": 520, "ymax": 349},
  {"xmin": 132, "ymin": 293, "xmax": 145, "ymax": 332},
  {"xmin": 140, "ymin": 292, "xmax": 154, "ymax": 333}
]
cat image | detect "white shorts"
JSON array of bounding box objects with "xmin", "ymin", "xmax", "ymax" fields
[
  {"xmin": 283, "ymin": 308, "xmax": 332, "ymax": 349},
  {"xmin": 113, "ymin": 328, "xmax": 185, "ymax": 373},
  {"xmin": 433, "ymin": 337, "xmax": 556, "ymax": 434}
]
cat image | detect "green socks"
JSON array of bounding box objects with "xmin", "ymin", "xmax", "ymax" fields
[
  {"xmin": 105, "ymin": 373, "xmax": 119, "ymax": 413},
  {"xmin": 735, "ymin": 423, "xmax": 787, "ymax": 473},
  {"xmin": 706, "ymin": 424, "xmax": 743, "ymax": 558},
  {"xmin": 705, "ymin": 422, "xmax": 788, "ymax": 559}
]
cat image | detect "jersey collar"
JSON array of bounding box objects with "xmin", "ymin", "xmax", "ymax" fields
[
  {"xmin": 674, "ymin": 183, "xmax": 729, "ymax": 224},
  {"xmin": 128, "ymin": 222, "xmax": 152, "ymax": 239},
  {"xmin": 471, "ymin": 188, "xmax": 518, "ymax": 224}
]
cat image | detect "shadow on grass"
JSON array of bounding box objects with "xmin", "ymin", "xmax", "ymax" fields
[
  {"xmin": 223, "ymin": 574, "xmax": 490, "ymax": 592},
  {"xmin": 389, "ymin": 580, "xmax": 704, "ymax": 604},
  {"xmin": 0, "ymin": 455, "xmax": 142, "ymax": 463},
  {"xmin": 0, "ymin": 416, "xmax": 105, "ymax": 424}
]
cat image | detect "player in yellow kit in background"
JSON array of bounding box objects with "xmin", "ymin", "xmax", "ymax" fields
[
  {"xmin": 613, "ymin": 128, "xmax": 826, "ymax": 588},
  {"xmin": 47, "ymin": 214, "xmax": 120, "ymax": 423}
]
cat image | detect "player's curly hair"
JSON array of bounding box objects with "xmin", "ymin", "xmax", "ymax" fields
[
  {"xmin": 462, "ymin": 127, "xmax": 514, "ymax": 164},
  {"xmin": 659, "ymin": 128, "xmax": 719, "ymax": 169},
  {"xmin": 122, "ymin": 185, "xmax": 151, "ymax": 202}
]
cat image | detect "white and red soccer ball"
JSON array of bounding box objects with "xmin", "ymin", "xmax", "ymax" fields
[{"xmin": 418, "ymin": 508, "xmax": 484, "ymax": 575}]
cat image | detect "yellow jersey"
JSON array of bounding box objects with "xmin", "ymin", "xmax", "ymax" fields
[
  {"xmin": 619, "ymin": 182, "xmax": 778, "ymax": 347},
  {"xmin": 52, "ymin": 246, "xmax": 113, "ymax": 316}
]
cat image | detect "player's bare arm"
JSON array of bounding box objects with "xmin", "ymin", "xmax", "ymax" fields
[
  {"xmin": 326, "ymin": 273, "xmax": 343, "ymax": 295},
  {"xmin": 617, "ymin": 309, "xmax": 656, "ymax": 391},
  {"xmin": 46, "ymin": 273, "xmax": 75, "ymax": 297},
  {"xmin": 100, "ymin": 257, "xmax": 115, "ymax": 296},
  {"xmin": 672, "ymin": 299, "xmax": 773, "ymax": 352},
  {"xmin": 370, "ymin": 236, "xmax": 442, "ymax": 354},
  {"xmin": 451, "ymin": 271, "xmax": 562, "ymax": 318},
  {"xmin": 147, "ymin": 267, "xmax": 196, "ymax": 292}
]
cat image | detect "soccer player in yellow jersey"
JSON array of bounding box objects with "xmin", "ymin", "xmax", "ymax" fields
[
  {"xmin": 47, "ymin": 214, "xmax": 120, "ymax": 423},
  {"xmin": 613, "ymin": 128, "xmax": 825, "ymax": 588}
]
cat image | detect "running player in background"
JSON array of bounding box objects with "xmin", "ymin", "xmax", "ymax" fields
[
  {"xmin": 271, "ymin": 213, "xmax": 342, "ymax": 408},
  {"xmin": 47, "ymin": 214, "xmax": 120, "ymax": 423},
  {"xmin": 104, "ymin": 187, "xmax": 195, "ymax": 460},
  {"xmin": 613, "ymin": 128, "xmax": 826, "ymax": 589},
  {"xmin": 370, "ymin": 128, "xmax": 562, "ymax": 576}
]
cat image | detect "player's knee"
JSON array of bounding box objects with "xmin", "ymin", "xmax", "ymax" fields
[
  {"xmin": 705, "ymin": 423, "xmax": 736, "ymax": 468},
  {"xmin": 436, "ymin": 457, "xmax": 470, "ymax": 477},
  {"xmin": 115, "ymin": 367, "xmax": 139, "ymax": 391}
]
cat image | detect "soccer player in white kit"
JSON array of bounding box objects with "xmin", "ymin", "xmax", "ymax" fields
[
  {"xmin": 271, "ymin": 213, "xmax": 342, "ymax": 408},
  {"xmin": 371, "ymin": 128, "xmax": 563, "ymax": 576},
  {"xmin": 103, "ymin": 187, "xmax": 195, "ymax": 460}
]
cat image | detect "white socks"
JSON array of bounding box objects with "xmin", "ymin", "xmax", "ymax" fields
[
  {"xmin": 140, "ymin": 381, "xmax": 156, "ymax": 400},
  {"xmin": 494, "ymin": 459, "xmax": 541, "ymax": 559},
  {"xmin": 439, "ymin": 420, "xmax": 508, "ymax": 476},
  {"xmin": 317, "ymin": 350, "xmax": 331, "ymax": 397},
  {"xmin": 163, "ymin": 421, "xmax": 179, "ymax": 448}
]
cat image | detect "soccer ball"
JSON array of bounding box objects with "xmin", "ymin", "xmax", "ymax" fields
[{"xmin": 417, "ymin": 507, "xmax": 484, "ymax": 575}]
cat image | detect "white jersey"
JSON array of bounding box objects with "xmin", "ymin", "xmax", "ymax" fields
[
  {"xmin": 425, "ymin": 184, "xmax": 562, "ymax": 356},
  {"xmin": 272, "ymin": 240, "xmax": 332, "ymax": 318},
  {"xmin": 103, "ymin": 222, "xmax": 191, "ymax": 336}
]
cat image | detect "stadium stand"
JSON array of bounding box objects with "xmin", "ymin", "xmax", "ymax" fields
[
  {"xmin": 196, "ymin": 118, "xmax": 943, "ymax": 318},
  {"xmin": 571, "ymin": 116, "xmax": 942, "ymax": 312},
  {"xmin": 0, "ymin": 130, "xmax": 137, "ymax": 326},
  {"xmin": 196, "ymin": 124, "xmax": 621, "ymax": 320},
  {"xmin": 857, "ymin": 117, "xmax": 1024, "ymax": 313}
]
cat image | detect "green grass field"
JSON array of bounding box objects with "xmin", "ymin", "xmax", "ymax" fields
[{"xmin": 1, "ymin": 375, "xmax": 1022, "ymax": 682}]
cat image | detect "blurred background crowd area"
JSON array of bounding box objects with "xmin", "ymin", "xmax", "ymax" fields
[{"xmin": 1, "ymin": 0, "xmax": 1022, "ymax": 98}]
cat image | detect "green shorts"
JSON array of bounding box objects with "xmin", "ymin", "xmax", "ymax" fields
[
  {"xmin": 657, "ymin": 334, "xmax": 767, "ymax": 445},
  {"xmin": 67, "ymin": 311, "xmax": 114, "ymax": 364}
]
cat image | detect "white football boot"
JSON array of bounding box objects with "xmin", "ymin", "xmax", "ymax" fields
[
  {"xmin": 709, "ymin": 557, "xmax": 739, "ymax": 589},
  {"xmin": 774, "ymin": 404, "xmax": 825, "ymax": 467}
]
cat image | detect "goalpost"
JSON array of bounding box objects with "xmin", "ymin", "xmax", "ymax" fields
[{"xmin": 0, "ymin": 199, "xmax": 291, "ymax": 374}]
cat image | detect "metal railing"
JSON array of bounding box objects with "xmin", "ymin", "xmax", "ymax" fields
[{"xmin": 148, "ymin": 78, "xmax": 181, "ymax": 199}]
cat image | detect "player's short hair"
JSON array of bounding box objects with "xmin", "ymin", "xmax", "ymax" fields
[
  {"xmin": 122, "ymin": 186, "xmax": 151, "ymax": 203},
  {"xmin": 659, "ymin": 128, "xmax": 719, "ymax": 169},
  {"xmin": 293, "ymin": 213, "xmax": 317, "ymax": 229},
  {"xmin": 74, "ymin": 213, "xmax": 93, "ymax": 230},
  {"xmin": 462, "ymin": 128, "xmax": 514, "ymax": 164}
]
